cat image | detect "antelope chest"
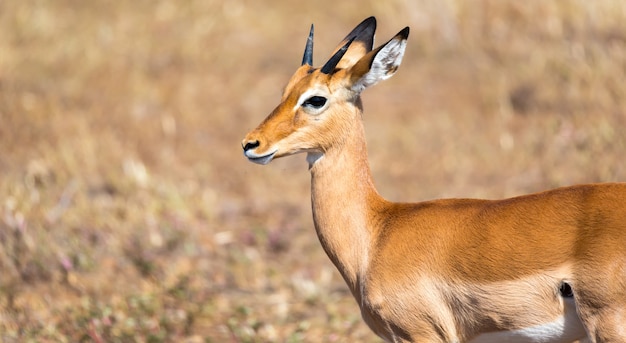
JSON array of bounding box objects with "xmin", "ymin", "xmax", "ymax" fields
[{"xmin": 358, "ymin": 274, "xmax": 589, "ymax": 342}]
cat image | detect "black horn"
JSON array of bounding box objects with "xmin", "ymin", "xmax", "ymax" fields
[
  {"xmin": 320, "ymin": 37, "xmax": 355, "ymax": 74},
  {"xmin": 301, "ymin": 24, "xmax": 314, "ymax": 66}
]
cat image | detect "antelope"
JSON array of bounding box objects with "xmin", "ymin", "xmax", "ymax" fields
[{"xmin": 241, "ymin": 16, "xmax": 626, "ymax": 342}]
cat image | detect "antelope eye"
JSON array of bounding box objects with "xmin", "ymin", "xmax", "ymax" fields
[{"xmin": 302, "ymin": 96, "xmax": 327, "ymax": 109}]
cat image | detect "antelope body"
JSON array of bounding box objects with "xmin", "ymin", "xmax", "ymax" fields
[{"xmin": 242, "ymin": 17, "xmax": 626, "ymax": 342}]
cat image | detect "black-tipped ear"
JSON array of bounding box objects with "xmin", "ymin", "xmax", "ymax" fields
[
  {"xmin": 396, "ymin": 26, "xmax": 410, "ymax": 40},
  {"xmin": 301, "ymin": 24, "xmax": 314, "ymax": 66},
  {"xmin": 325, "ymin": 17, "xmax": 377, "ymax": 70},
  {"xmin": 338, "ymin": 16, "xmax": 376, "ymax": 53},
  {"xmin": 348, "ymin": 27, "xmax": 409, "ymax": 93}
]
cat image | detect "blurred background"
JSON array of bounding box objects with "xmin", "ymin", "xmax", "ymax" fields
[{"xmin": 1, "ymin": 0, "xmax": 625, "ymax": 342}]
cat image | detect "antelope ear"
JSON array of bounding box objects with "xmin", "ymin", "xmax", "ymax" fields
[
  {"xmin": 348, "ymin": 27, "xmax": 409, "ymax": 94},
  {"xmin": 327, "ymin": 16, "xmax": 377, "ymax": 71}
]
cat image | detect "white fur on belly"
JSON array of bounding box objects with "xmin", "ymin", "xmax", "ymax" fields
[{"xmin": 468, "ymin": 299, "xmax": 588, "ymax": 343}]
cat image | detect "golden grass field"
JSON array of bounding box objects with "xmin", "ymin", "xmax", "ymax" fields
[{"xmin": 1, "ymin": 1, "xmax": 625, "ymax": 342}]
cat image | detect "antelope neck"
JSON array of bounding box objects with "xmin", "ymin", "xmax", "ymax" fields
[{"xmin": 308, "ymin": 115, "xmax": 385, "ymax": 297}]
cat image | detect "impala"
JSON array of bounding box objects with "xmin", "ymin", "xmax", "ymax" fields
[{"xmin": 241, "ymin": 17, "xmax": 626, "ymax": 342}]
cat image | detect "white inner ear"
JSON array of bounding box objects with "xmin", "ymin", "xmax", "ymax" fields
[{"xmin": 352, "ymin": 38, "xmax": 407, "ymax": 94}]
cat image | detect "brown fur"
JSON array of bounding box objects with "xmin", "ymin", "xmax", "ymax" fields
[{"xmin": 242, "ymin": 17, "xmax": 626, "ymax": 342}]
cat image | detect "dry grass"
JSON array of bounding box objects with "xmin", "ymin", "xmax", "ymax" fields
[{"xmin": 1, "ymin": 0, "xmax": 625, "ymax": 342}]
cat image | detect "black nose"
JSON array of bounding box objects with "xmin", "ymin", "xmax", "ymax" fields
[{"xmin": 242, "ymin": 140, "xmax": 260, "ymax": 152}]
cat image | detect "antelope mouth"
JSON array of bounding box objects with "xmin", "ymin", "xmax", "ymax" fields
[{"xmin": 245, "ymin": 150, "xmax": 277, "ymax": 165}]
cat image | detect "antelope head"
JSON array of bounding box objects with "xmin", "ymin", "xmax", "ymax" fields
[{"xmin": 242, "ymin": 17, "xmax": 409, "ymax": 165}]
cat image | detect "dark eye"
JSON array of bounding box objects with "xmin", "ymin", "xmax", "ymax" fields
[{"xmin": 302, "ymin": 96, "xmax": 327, "ymax": 109}]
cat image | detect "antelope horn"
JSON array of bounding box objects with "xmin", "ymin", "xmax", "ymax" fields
[
  {"xmin": 320, "ymin": 37, "xmax": 355, "ymax": 74},
  {"xmin": 301, "ymin": 24, "xmax": 314, "ymax": 66}
]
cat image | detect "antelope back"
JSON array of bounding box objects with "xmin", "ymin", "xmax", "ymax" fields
[{"xmin": 242, "ymin": 17, "xmax": 409, "ymax": 165}]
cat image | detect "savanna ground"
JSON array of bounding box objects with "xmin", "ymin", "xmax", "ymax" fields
[{"xmin": 1, "ymin": 1, "xmax": 625, "ymax": 342}]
